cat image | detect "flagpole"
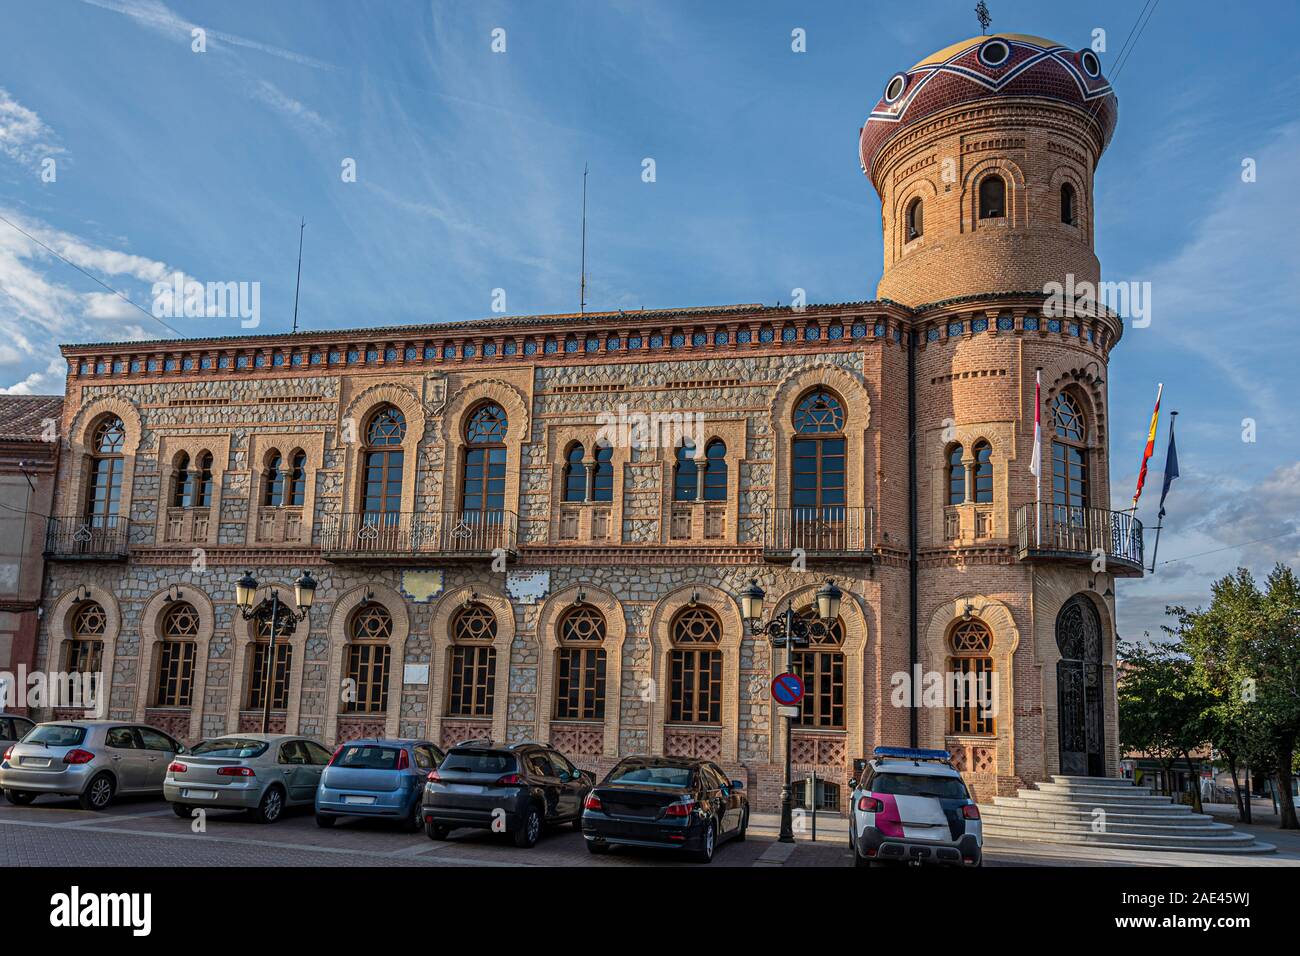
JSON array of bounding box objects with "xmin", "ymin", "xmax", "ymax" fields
[{"xmin": 1147, "ymin": 410, "xmax": 1179, "ymax": 574}]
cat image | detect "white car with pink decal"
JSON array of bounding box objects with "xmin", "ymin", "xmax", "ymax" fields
[{"xmin": 849, "ymin": 747, "xmax": 982, "ymax": 867}]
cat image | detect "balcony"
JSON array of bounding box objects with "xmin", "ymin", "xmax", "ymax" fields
[
  {"xmin": 1015, "ymin": 504, "xmax": 1144, "ymax": 576},
  {"xmin": 762, "ymin": 507, "xmax": 874, "ymax": 561},
  {"xmin": 45, "ymin": 516, "xmax": 131, "ymax": 560},
  {"xmin": 320, "ymin": 511, "xmax": 518, "ymax": 562}
]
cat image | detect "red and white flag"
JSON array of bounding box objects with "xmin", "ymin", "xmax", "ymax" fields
[{"xmin": 1029, "ymin": 369, "xmax": 1042, "ymax": 478}]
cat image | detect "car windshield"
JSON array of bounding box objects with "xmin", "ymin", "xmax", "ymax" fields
[
  {"xmin": 334, "ymin": 745, "xmax": 401, "ymax": 770},
  {"xmin": 24, "ymin": 725, "xmax": 86, "ymax": 747},
  {"xmin": 607, "ymin": 764, "xmax": 694, "ymax": 788},
  {"xmin": 440, "ymin": 750, "xmax": 516, "ymax": 774},
  {"xmin": 191, "ymin": 738, "xmax": 269, "ymax": 759},
  {"xmin": 870, "ymin": 772, "xmax": 969, "ymax": 800}
]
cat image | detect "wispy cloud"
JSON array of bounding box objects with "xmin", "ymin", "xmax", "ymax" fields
[{"xmin": 0, "ymin": 87, "xmax": 63, "ymax": 169}]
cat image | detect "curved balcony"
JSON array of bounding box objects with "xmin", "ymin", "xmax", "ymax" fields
[
  {"xmin": 45, "ymin": 516, "xmax": 130, "ymax": 560},
  {"xmin": 1015, "ymin": 504, "xmax": 1144, "ymax": 577},
  {"xmin": 320, "ymin": 511, "xmax": 517, "ymax": 562}
]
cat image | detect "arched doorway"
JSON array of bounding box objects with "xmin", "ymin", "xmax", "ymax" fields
[{"xmin": 1056, "ymin": 595, "xmax": 1105, "ymax": 776}]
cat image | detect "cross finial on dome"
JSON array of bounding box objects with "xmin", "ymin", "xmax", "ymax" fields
[{"xmin": 975, "ymin": 1, "xmax": 992, "ymax": 35}]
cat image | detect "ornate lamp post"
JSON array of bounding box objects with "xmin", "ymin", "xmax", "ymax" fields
[
  {"xmin": 235, "ymin": 570, "xmax": 317, "ymax": 733},
  {"xmin": 738, "ymin": 577, "xmax": 842, "ymax": 843}
]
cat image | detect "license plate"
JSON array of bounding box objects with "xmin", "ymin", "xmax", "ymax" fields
[
  {"xmin": 343, "ymin": 795, "xmax": 376, "ymax": 805},
  {"xmin": 183, "ymin": 789, "xmax": 217, "ymax": 800},
  {"xmin": 21, "ymin": 757, "xmax": 52, "ymax": 768}
]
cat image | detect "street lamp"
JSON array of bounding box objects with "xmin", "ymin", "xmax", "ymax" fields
[
  {"xmin": 738, "ymin": 577, "xmax": 842, "ymax": 843},
  {"xmin": 235, "ymin": 570, "xmax": 316, "ymax": 733}
]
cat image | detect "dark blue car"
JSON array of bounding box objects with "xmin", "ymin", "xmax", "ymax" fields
[{"xmin": 315, "ymin": 738, "xmax": 444, "ymax": 831}]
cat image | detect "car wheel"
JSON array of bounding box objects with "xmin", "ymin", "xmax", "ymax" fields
[
  {"xmin": 425, "ymin": 819, "xmax": 450, "ymax": 841},
  {"xmin": 315, "ymin": 812, "xmax": 337, "ymax": 828},
  {"xmin": 253, "ymin": 785, "xmax": 284, "ymax": 824},
  {"xmin": 853, "ymin": 847, "xmax": 873, "ymax": 868},
  {"xmin": 513, "ymin": 804, "xmax": 542, "ymax": 848},
  {"xmin": 171, "ymin": 803, "xmax": 192, "ymax": 819},
  {"xmin": 79, "ymin": 773, "xmax": 114, "ymax": 811},
  {"xmin": 4, "ymin": 790, "xmax": 35, "ymax": 806},
  {"xmin": 586, "ymin": 840, "xmax": 610, "ymax": 855},
  {"xmin": 735, "ymin": 807, "xmax": 749, "ymax": 841},
  {"xmin": 405, "ymin": 800, "xmax": 424, "ymax": 833},
  {"xmin": 692, "ymin": 821, "xmax": 717, "ymax": 863}
]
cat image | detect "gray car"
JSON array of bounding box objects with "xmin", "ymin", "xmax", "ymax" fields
[
  {"xmin": 163, "ymin": 734, "xmax": 332, "ymax": 824},
  {"xmin": 0, "ymin": 715, "xmax": 35, "ymax": 750},
  {"xmin": 0, "ymin": 719, "xmax": 183, "ymax": 810}
]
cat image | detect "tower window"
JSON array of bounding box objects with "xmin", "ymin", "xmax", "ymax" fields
[
  {"xmin": 979, "ymin": 175, "xmax": 1005, "ymax": 219},
  {"xmin": 1060, "ymin": 183, "xmax": 1077, "ymax": 226},
  {"xmin": 906, "ymin": 197, "xmax": 923, "ymax": 240}
]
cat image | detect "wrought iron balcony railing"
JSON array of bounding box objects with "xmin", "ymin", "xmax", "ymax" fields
[
  {"xmin": 1015, "ymin": 504, "xmax": 1144, "ymax": 576},
  {"xmin": 320, "ymin": 511, "xmax": 518, "ymax": 560},
  {"xmin": 762, "ymin": 506, "xmax": 874, "ymax": 559},
  {"xmin": 45, "ymin": 515, "xmax": 131, "ymax": 560}
]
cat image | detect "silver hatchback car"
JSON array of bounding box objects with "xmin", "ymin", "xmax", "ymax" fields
[
  {"xmin": 0, "ymin": 719, "xmax": 183, "ymax": 810},
  {"xmin": 163, "ymin": 734, "xmax": 332, "ymax": 824}
]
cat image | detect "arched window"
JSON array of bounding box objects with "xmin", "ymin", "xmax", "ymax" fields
[
  {"xmin": 461, "ymin": 403, "xmax": 507, "ymax": 513},
  {"xmin": 194, "ymin": 452, "xmax": 214, "ymax": 508},
  {"xmin": 673, "ymin": 443, "xmax": 698, "ymax": 502},
  {"xmin": 363, "ymin": 405, "xmax": 406, "ymax": 520},
  {"xmin": 287, "ymin": 451, "xmax": 307, "ymax": 507},
  {"xmin": 263, "ymin": 451, "xmax": 284, "ymax": 507},
  {"xmin": 591, "ymin": 442, "xmax": 614, "ymax": 503},
  {"xmin": 1060, "ymin": 182, "xmax": 1077, "ymax": 226},
  {"xmin": 668, "ymin": 606, "xmax": 722, "ymax": 724},
  {"xmin": 1051, "ymin": 393, "xmax": 1089, "ymax": 511},
  {"xmin": 562, "ymin": 443, "xmax": 586, "ymax": 502},
  {"xmin": 792, "ymin": 390, "xmax": 846, "ymax": 519},
  {"xmin": 66, "ymin": 600, "xmax": 106, "ymax": 704},
  {"xmin": 448, "ymin": 603, "xmax": 497, "ymax": 717},
  {"xmin": 906, "ymin": 197, "xmax": 924, "ymax": 240},
  {"xmin": 344, "ymin": 604, "xmax": 393, "ymax": 714},
  {"xmin": 554, "ymin": 605, "xmax": 606, "ymax": 721},
  {"xmin": 155, "ymin": 601, "xmax": 198, "ymax": 707},
  {"xmin": 947, "ymin": 444, "xmax": 966, "ymax": 505},
  {"xmin": 86, "ymin": 415, "xmax": 125, "ymax": 525},
  {"xmin": 949, "ymin": 619, "xmax": 994, "ymax": 734},
  {"xmin": 792, "ymin": 612, "xmax": 844, "ymax": 728},
  {"xmin": 246, "ymin": 606, "xmax": 292, "ymax": 711},
  {"xmin": 978, "ymin": 174, "xmax": 1005, "ymax": 219},
  {"xmin": 973, "ymin": 441, "xmax": 993, "ymax": 504},
  {"xmin": 702, "ymin": 440, "xmax": 728, "ymax": 502},
  {"xmin": 172, "ymin": 453, "xmax": 193, "ymax": 508}
]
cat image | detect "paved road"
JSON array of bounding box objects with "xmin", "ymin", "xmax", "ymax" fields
[{"xmin": 2, "ymin": 796, "xmax": 1293, "ymax": 867}]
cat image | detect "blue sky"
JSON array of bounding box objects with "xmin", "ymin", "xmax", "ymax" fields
[{"xmin": 1, "ymin": 0, "xmax": 1298, "ymax": 637}]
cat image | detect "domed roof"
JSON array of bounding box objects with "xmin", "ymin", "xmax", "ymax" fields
[{"xmin": 859, "ymin": 33, "xmax": 1117, "ymax": 192}]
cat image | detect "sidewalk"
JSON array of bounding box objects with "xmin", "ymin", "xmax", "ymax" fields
[{"xmin": 749, "ymin": 811, "xmax": 849, "ymax": 842}]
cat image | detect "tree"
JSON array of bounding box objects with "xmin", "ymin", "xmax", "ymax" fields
[
  {"xmin": 1118, "ymin": 639, "xmax": 1213, "ymax": 812},
  {"xmin": 1175, "ymin": 565, "xmax": 1300, "ymax": 830}
]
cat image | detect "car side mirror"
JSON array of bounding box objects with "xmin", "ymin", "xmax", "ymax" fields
[
  {"xmin": 849, "ymin": 779, "xmax": 858, "ymax": 789},
  {"xmin": 730, "ymin": 779, "xmax": 745, "ymax": 790}
]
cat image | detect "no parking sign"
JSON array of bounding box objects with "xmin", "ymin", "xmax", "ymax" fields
[{"xmin": 770, "ymin": 672, "xmax": 804, "ymax": 706}]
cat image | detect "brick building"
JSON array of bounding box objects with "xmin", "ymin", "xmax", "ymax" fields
[
  {"xmin": 0, "ymin": 395, "xmax": 62, "ymax": 716},
  {"xmin": 35, "ymin": 33, "xmax": 1140, "ymax": 811}
]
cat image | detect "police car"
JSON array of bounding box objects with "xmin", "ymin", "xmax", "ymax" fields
[{"xmin": 848, "ymin": 747, "xmax": 982, "ymax": 867}]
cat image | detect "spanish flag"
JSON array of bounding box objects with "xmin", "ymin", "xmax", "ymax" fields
[{"xmin": 1132, "ymin": 383, "xmax": 1162, "ymax": 509}]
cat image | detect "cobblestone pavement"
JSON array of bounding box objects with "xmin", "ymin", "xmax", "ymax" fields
[{"xmin": 3, "ymin": 796, "xmax": 1291, "ymax": 867}]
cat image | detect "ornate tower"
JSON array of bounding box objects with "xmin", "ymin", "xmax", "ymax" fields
[
  {"xmin": 860, "ymin": 33, "xmax": 1117, "ymax": 306},
  {"xmin": 859, "ymin": 34, "xmax": 1137, "ymax": 789}
]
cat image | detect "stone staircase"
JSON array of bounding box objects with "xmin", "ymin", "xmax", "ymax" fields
[{"xmin": 980, "ymin": 775, "xmax": 1275, "ymax": 854}]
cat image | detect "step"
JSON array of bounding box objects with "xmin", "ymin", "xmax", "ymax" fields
[
  {"xmin": 983, "ymin": 822, "xmax": 1257, "ymax": 846},
  {"xmin": 983, "ymin": 825, "xmax": 1275, "ymax": 854},
  {"xmin": 1010, "ymin": 792, "xmax": 1184, "ymax": 810},
  {"xmin": 1051, "ymin": 775, "xmax": 1145, "ymax": 787},
  {"xmin": 1034, "ymin": 783, "xmax": 1158, "ymax": 798},
  {"xmin": 982, "ymin": 804, "xmax": 1216, "ymax": 827},
  {"xmin": 980, "ymin": 813, "xmax": 1238, "ymax": 836},
  {"xmin": 990, "ymin": 797, "xmax": 1199, "ymax": 817}
]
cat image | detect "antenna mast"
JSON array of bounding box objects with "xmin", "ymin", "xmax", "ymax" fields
[
  {"xmin": 579, "ymin": 164, "xmax": 588, "ymax": 314},
  {"xmin": 291, "ymin": 217, "xmax": 306, "ymax": 334}
]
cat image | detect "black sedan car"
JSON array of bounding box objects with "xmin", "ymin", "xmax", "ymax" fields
[
  {"xmin": 422, "ymin": 740, "xmax": 593, "ymax": 848},
  {"xmin": 581, "ymin": 755, "xmax": 748, "ymax": 862}
]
